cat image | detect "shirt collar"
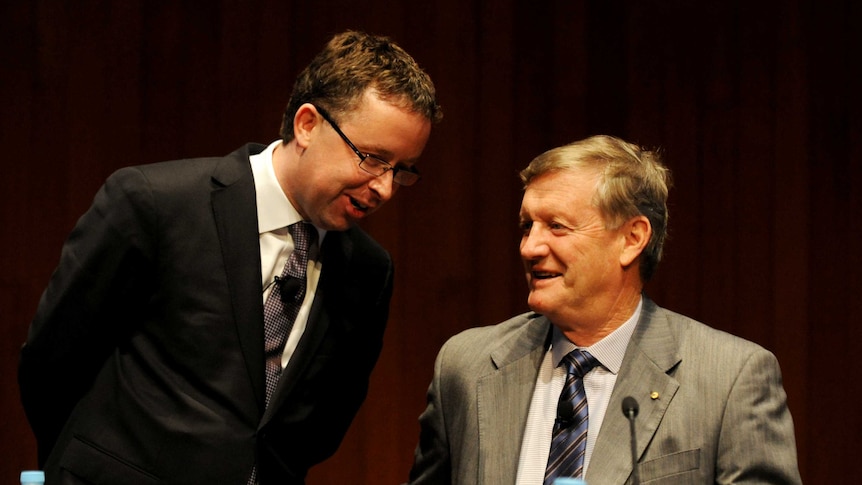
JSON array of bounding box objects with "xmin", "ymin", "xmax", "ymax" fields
[
  {"xmin": 550, "ymin": 296, "xmax": 643, "ymax": 374},
  {"xmin": 250, "ymin": 140, "xmax": 304, "ymax": 234}
]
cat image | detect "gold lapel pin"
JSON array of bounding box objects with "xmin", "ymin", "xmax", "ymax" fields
[{"xmin": 650, "ymin": 391, "xmax": 660, "ymax": 400}]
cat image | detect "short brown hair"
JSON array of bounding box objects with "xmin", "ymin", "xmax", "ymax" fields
[{"xmin": 280, "ymin": 31, "xmax": 442, "ymax": 142}]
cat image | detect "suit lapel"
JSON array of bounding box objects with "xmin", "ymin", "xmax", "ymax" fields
[
  {"xmin": 211, "ymin": 145, "xmax": 267, "ymax": 413},
  {"xmin": 261, "ymin": 231, "xmax": 351, "ymax": 425},
  {"xmin": 586, "ymin": 299, "xmax": 681, "ymax": 485},
  {"xmin": 478, "ymin": 315, "xmax": 550, "ymax": 484}
]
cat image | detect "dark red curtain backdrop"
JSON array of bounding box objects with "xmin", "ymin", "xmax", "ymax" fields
[{"xmin": 2, "ymin": 1, "xmax": 859, "ymax": 483}]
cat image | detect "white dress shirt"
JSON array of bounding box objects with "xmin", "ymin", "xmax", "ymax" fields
[
  {"xmin": 250, "ymin": 140, "xmax": 327, "ymax": 370},
  {"xmin": 515, "ymin": 298, "xmax": 642, "ymax": 484}
]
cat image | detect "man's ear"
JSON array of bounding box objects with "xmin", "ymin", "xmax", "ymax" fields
[
  {"xmin": 293, "ymin": 103, "xmax": 320, "ymax": 149},
  {"xmin": 620, "ymin": 215, "xmax": 651, "ymax": 268}
]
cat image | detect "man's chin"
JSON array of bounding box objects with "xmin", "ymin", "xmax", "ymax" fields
[
  {"xmin": 526, "ymin": 293, "xmax": 550, "ymax": 315},
  {"xmin": 316, "ymin": 213, "xmax": 358, "ymax": 232}
]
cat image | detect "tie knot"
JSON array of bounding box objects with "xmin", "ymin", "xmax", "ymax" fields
[
  {"xmin": 288, "ymin": 221, "xmax": 317, "ymax": 254},
  {"xmin": 563, "ymin": 349, "xmax": 600, "ymax": 378}
]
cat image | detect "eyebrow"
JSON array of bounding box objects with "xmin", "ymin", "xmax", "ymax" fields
[
  {"xmin": 360, "ymin": 145, "xmax": 394, "ymax": 161},
  {"xmin": 364, "ymin": 146, "xmax": 420, "ymax": 168}
]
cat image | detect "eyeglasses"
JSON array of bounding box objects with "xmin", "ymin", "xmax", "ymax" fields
[{"xmin": 314, "ymin": 105, "xmax": 421, "ymax": 186}]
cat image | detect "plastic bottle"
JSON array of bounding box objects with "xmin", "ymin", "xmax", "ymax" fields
[
  {"xmin": 20, "ymin": 470, "xmax": 45, "ymax": 485},
  {"xmin": 554, "ymin": 479, "xmax": 587, "ymax": 485}
]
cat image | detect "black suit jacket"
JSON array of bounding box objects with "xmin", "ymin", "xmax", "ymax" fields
[{"xmin": 19, "ymin": 144, "xmax": 394, "ymax": 484}]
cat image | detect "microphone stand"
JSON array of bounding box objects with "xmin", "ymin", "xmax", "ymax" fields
[{"xmin": 622, "ymin": 396, "xmax": 640, "ymax": 485}]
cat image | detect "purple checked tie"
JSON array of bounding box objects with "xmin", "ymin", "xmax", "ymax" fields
[
  {"xmin": 262, "ymin": 221, "xmax": 316, "ymax": 407},
  {"xmin": 544, "ymin": 349, "xmax": 601, "ymax": 485},
  {"xmin": 249, "ymin": 222, "xmax": 316, "ymax": 485}
]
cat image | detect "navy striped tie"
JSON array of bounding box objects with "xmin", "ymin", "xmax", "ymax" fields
[{"xmin": 544, "ymin": 349, "xmax": 600, "ymax": 484}]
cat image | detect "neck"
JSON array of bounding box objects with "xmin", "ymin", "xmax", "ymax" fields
[
  {"xmin": 559, "ymin": 287, "xmax": 642, "ymax": 347},
  {"xmin": 271, "ymin": 140, "xmax": 303, "ymax": 212}
]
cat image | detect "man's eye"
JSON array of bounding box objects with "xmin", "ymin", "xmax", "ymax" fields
[
  {"xmin": 364, "ymin": 156, "xmax": 387, "ymax": 167},
  {"xmin": 397, "ymin": 165, "xmax": 418, "ymax": 175}
]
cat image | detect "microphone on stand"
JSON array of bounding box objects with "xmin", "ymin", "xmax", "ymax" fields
[{"xmin": 621, "ymin": 396, "xmax": 640, "ymax": 485}]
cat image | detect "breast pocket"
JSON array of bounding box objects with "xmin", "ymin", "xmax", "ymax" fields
[{"xmin": 638, "ymin": 448, "xmax": 700, "ymax": 484}]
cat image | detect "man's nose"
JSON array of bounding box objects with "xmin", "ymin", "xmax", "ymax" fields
[{"xmin": 368, "ymin": 170, "xmax": 396, "ymax": 202}]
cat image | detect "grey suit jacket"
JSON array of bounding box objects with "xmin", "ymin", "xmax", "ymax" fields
[{"xmin": 409, "ymin": 298, "xmax": 801, "ymax": 484}]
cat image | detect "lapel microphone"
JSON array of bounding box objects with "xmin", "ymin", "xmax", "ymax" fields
[
  {"xmin": 556, "ymin": 400, "xmax": 575, "ymax": 427},
  {"xmin": 274, "ymin": 275, "xmax": 303, "ymax": 303},
  {"xmin": 621, "ymin": 396, "xmax": 640, "ymax": 485}
]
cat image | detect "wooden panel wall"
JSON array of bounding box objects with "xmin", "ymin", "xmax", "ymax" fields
[{"xmin": 1, "ymin": 1, "xmax": 859, "ymax": 483}]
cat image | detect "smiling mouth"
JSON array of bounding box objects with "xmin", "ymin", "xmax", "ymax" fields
[
  {"xmin": 350, "ymin": 197, "xmax": 370, "ymax": 212},
  {"xmin": 531, "ymin": 271, "xmax": 560, "ymax": 280}
]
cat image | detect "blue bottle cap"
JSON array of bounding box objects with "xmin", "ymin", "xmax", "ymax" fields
[{"xmin": 20, "ymin": 470, "xmax": 45, "ymax": 483}]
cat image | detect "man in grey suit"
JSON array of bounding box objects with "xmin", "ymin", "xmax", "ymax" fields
[
  {"xmin": 408, "ymin": 135, "xmax": 801, "ymax": 484},
  {"xmin": 20, "ymin": 31, "xmax": 441, "ymax": 484}
]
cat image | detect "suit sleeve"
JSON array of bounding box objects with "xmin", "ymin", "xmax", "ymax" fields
[
  {"xmin": 18, "ymin": 167, "xmax": 157, "ymax": 463},
  {"xmin": 715, "ymin": 348, "xmax": 802, "ymax": 484},
  {"xmin": 409, "ymin": 342, "xmax": 453, "ymax": 484}
]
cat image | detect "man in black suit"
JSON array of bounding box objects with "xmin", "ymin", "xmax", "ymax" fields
[{"xmin": 19, "ymin": 30, "xmax": 442, "ymax": 484}]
